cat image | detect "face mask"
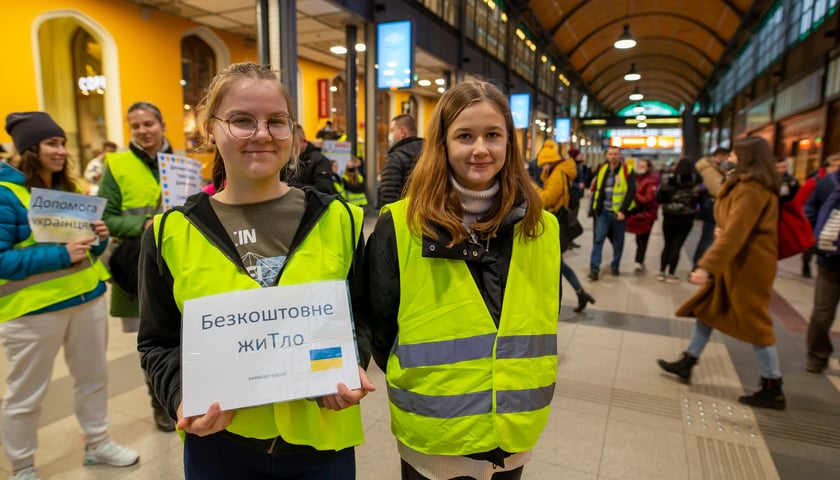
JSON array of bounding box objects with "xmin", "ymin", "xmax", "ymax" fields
[
  {"xmin": 387, "ymin": 133, "xmax": 395, "ymax": 146},
  {"xmin": 720, "ymin": 161, "xmax": 732, "ymax": 171},
  {"xmin": 636, "ymin": 168, "xmax": 647, "ymax": 175}
]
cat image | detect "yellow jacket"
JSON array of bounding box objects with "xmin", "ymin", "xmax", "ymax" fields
[{"xmin": 539, "ymin": 159, "xmax": 578, "ymax": 213}]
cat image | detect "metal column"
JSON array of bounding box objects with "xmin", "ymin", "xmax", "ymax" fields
[{"xmin": 345, "ymin": 25, "xmax": 358, "ymax": 158}]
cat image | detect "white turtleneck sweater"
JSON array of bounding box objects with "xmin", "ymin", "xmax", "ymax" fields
[{"xmin": 450, "ymin": 175, "xmax": 500, "ymax": 231}]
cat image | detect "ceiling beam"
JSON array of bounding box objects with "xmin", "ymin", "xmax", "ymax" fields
[
  {"xmin": 586, "ymin": 53, "xmax": 708, "ymax": 87},
  {"xmin": 547, "ymin": 0, "xmax": 743, "ymax": 37},
  {"xmin": 579, "ymin": 36, "xmax": 716, "ymax": 75},
  {"xmin": 567, "ymin": 13, "xmax": 727, "ymax": 58},
  {"xmin": 595, "ymin": 69, "xmax": 699, "ymax": 98}
]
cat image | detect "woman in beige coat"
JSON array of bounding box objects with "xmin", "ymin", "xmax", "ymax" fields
[{"xmin": 657, "ymin": 136, "xmax": 785, "ymax": 410}]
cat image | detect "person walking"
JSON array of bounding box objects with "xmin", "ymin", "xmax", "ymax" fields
[
  {"xmin": 655, "ymin": 157, "xmax": 701, "ymax": 283},
  {"xmin": 367, "ymin": 80, "xmax": 560, "ymax": 480},
  {"xmin": 1, "ymin": 112, "xmax": 139, "ymax": 480},
  {"xmin": 588, "ymin": 146, "xmax": 636, "ymax": 279},
  {"xmin": 536, "ymin": 139, "xmax": 595, "ymax": 312},
  {"xmin": 625, "ymin": 158, "xmax": 659, "ymax": 272},
  {"xmin": 98, "ymin": 101, "xmax": 176, "ymax": 432},
  {"xmin": 137, "ymin": 62, "xmax": 374, "ymax": 480},
  {"xmin": 692, "ymin": 147, "xmax": 731, "ymax": 270},
  {"xmin": 657, "ymin": 137, "xmax": 785, "ymax": 410}
]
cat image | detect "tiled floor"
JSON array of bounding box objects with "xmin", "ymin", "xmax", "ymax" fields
[{"xmin": 1, "ymin": 208, "xmax": 838, "ymax": 479}]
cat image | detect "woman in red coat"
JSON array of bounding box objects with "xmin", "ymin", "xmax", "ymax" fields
[
  {"xmin": 625, "ymin": 158, "xmax": 659, "ymax": 272},
  {"xmin": 657, "ymin": 137, "xmax": 785, "ymax": 410}
]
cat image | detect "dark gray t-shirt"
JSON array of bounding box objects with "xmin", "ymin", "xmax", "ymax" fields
[{"xmin": 209, "ymin": 188, "xmax": 306, "ymax": 287}]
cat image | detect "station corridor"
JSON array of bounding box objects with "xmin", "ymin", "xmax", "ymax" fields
[{"xmin": 1, "ymin": 211, "xmax": 838, "ymax": 480}]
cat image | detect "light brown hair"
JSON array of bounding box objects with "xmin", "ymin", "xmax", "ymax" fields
[
  {"xmin": 731, "ymin": 136, "xmax": 780, "ymax": 193},
  {"xmin": 194, "ymin": 62, "xmax": 299, "ymax": 191},
  {"xmin": 404, "ymin": 80, "xmax": 544, "ymax": 245}
]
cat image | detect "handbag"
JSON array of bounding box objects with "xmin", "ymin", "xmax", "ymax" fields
[
  {"xmin": 555, "ymin": 207, "xmax": 583, "ymax": 252},
  {"xmin": 778, "ymin": 201, "xmax": 814, "ymax": 259}
]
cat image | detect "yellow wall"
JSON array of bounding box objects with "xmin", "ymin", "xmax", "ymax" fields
[
  {"xmin": 297, "ymin": 57, "xmax": 367, "ymax": 144},
  {"xmin": 3, "ymin": 1, "xmax": 257, "ymax": 152}
]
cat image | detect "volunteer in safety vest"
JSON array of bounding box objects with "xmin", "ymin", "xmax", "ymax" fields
[
  {"xmin": 97, "ymin": 101, "xmax": 176, "ymax": 432},
  {"xmin": 366, "ymin": 80, "xmax": 560, "ymax": 480},
  {"xmin": 137, "ymin": 63, "xmax": 374, "ymax": 480},
  {"xmin": 340, "ymin": 157, "xmax": 368, "ymax": 207},
  {"xmin": 588, "ymin": 146, "xmax": 636, "ymax": 280},
  {"xmin": 0, "ymin": 112, "xmax": 139, "ymax": 480}
]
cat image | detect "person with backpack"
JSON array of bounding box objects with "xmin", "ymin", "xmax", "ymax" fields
[
  {"xmin": 803, "ymin": 151, "xmax": 840, "ymax": 374},
  {"xmin": 655, "ymin": 157, "xmax": 701, "ymax": 283}
]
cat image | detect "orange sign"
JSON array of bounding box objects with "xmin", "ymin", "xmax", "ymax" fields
[{"xmin": 611, "ymin": 136, "xmax": 678, "ymax": 149}]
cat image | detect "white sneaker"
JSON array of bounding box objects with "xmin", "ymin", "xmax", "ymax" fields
[
  {"xmin": 665, "ymin": 274, "xmax": 681, "ymax": 284},
  {"xmin": 83, "ymin": 438, "xmax": 139, "ymax": 467},
  {"xmin": 634, "ymin": 262, "xmax": 644, "ymax": 272},
  {"xmin": 11, "ymin": 467, "xmax": 41, "ymax": 480}
]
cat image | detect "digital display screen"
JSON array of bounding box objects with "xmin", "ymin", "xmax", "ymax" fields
[
  {"xmin": 377, "ymin": 21, "xmax": 413, "ymax": 89},
  {"xmin": 554, "ymin": 118, "xmax": 571, "ymax": 143},
  {"xmin": 509, "ymin": 93, "xmax": 531, "ymax": 129}
]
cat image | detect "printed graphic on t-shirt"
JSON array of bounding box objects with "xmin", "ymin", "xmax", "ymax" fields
[
  {"xmin": 232, "ymin": 228, "xmax": 257, "ymax": 246},
  {"xmin": 239, "ymin": 252, "xmax": 287, "ymax": 286}
]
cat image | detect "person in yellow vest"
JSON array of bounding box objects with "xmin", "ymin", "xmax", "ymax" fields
[
  {"xmin": 0, "ymin": 112, "xmax": 139, "ymax": 480},
  {"xmin": 97, "ymin": 101, "xmax": 176, "ymax": 432},
  {"xmin": 137, "ymin": 62, "xmax": 374, "ymax": 479},
  {"xmin": 588, "ymin": 146, "xmax": 636, "ymax": 280},
  {"xmin": 341, "ymin": 156, "xmax": 368, "ymax": 207},
  {"xmin": 366, "ymin": 80, "xmax": 560, "ymax": 480}
]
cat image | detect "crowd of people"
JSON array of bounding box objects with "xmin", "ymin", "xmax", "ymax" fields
[{"xmin": 1, "ymin": 61, "xmax": 839, "ymax": 479}]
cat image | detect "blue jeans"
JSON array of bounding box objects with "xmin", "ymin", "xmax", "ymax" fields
[
  {"xmin": 590, "ymin": 211, "xmax": 626, "ymax": 273},
  {"xmin": 561, "ymin": 262, "xmax": 583, "ymax": 292},
  {"xmin": 184, "ymin": 432, "xmax": 356, "ymax": 479},
  {"xmin": 693, "ymin": 219, "xmax": 715, "ymax": 268},
  {"xmin": 685, "ymin": 320, "xmax": 782, "ymax": 379}
]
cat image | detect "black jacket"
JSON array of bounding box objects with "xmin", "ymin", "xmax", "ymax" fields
[
  {"xmin": 658, "ymin": 171, "xmax": 701, "ymax": 216},
  {"xmin": 377, "ymin": 137, "xmax": 424, "ymax": 207},
  {"xmin": 283, "ymin": 143, "xmax": 337, "ymax": 195},
  {"xmin": 137, "ymin": 189, "xmax": 371, "ymax": 435},
  {"xmin": 805, "ymin": 172, "xmax": 840, "ymax": 270}
]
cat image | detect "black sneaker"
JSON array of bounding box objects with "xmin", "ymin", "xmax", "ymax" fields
[
  {"xmin": 588, "ymin": 271, "xmax": 599, "ymax": 281},
  {"xmin": 611, "ymin": 267, "xmax": 620, "ymax": 276}
]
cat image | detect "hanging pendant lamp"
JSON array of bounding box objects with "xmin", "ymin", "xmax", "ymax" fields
[
  {"xmin": 614, "ymin": 24, "xmax": 636, "ymax": 49},
  {"xmin": 624, "ymin": 63, "xmax": 641, "ymax": 81}
]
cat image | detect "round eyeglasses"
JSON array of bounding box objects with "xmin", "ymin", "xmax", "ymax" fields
[{"xmin": 212, "ymin": 113, "xmax": 294, "ymax": 140}]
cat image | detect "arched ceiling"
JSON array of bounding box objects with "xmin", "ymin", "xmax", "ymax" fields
[{"xmin": 527, "ymin": 0, "xmax": 769, "ymax": 113}]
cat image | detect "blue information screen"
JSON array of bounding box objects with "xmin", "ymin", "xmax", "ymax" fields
[
  {"xmin": 377, "ymin": 21, "xmax": 413, "ymax": 89},
  {"xmin": 509, "ymin": 93, "xmax": 531, "ymax": 129},
  {"xmin": 554, "ymin": 118, "xmax": 571, "ymax": 143}
]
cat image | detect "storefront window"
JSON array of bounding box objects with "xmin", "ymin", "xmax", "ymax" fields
[
  {"xmin": 181, "ymin": 35, "xmax": 216, "ymax": 151},
  {"xmin": 72, "ymin": 28, "xmax": 106, "ymax": 168}
]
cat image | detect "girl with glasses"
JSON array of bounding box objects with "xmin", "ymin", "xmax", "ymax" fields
[{"xmin": 137, "ymin": 62, "xmax": 374, "ymax": 479}]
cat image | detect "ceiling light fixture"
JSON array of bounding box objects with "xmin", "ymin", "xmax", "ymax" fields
[
  {"xmin": 330, "ymin": 46, "xmax": 347, "ymax": 54},
  {"xmin": 636, "ymin": 114, "xmax": 647, "ymax": 121},
  {"xmin": 614, "ymin": 24, "xmax": 636, "ymax": 49},
  {"xmin": 637, "ymin": 122, "xmax": 648, "ymax": 128},
  {"xmin": 418, "ymin": 79, "xmax": 432, "ymax": 87},
  {"xmin": 629, "ymin": 87, "xmax": 644, "ymax": 101},
  {"xmin": 624, "ymin": 63, "xmax": 641, "ymax": 81},
  {"xmin": 634, "ymin": 103, "xmax": 645, "ymax": 113},
  {"xmin": 355, "ymin": 43, "xmax": 366, "ymax": 52}
]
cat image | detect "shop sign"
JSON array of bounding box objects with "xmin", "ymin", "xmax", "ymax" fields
[
  {"xmin": 317, "ymin": 79, "xmax": 330, "ymax": 118},
  {"xmin": 78, "ymin": 75, "xmax": 106, "ymax": 95}
]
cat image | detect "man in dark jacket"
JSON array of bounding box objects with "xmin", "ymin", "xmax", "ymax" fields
[
  {"xmin": 804, "ymin": 158, "xmax": 840, "ymax": 374},
  {"xmin": 283, "ymin": 125, "xmax": 337, "ymax": 195},
  {"xmin": 377, "ymin": 114, "xmax": 424, "ymax": 208}
]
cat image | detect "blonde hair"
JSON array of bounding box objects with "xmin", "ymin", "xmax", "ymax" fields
[
  {"xmin": 405, "ymin": 80, "xmax": 544, "ymax": 245},
  {"xmin": 194, "ymin": 62, "xmax": 299, "ymax": 191}
]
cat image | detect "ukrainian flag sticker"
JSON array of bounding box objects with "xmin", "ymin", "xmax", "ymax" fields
[{"xmin": 310, "ymin": 347, "xmax": 344, "ymax": 371}]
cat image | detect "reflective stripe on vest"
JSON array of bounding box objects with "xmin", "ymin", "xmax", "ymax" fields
[
  {"xmin": 106, "ymin": 151, "xmax": 161, "ymax": 217},
  {"xmin": 0, "ymin": 182, "xmax": 109, "ymax": 323},
  {"xmin": 155, "ymin": 198, "xmax": 365, "ymax": 450},
  {"xmin": 593, "ymin": 163, "xmax": 635, "ymax": 213},
  {"xmin": 385, "ymin": 199, "xmax": 560, "ymax": 455}
]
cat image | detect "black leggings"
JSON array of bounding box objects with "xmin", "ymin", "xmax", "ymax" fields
[
  {"xmin": 401, "ymin": 459, "xmax": 524, "ymax": 480},
  {"xmin": 660, "ymin": 214, "xmax": 695, "ymax": 274}
]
